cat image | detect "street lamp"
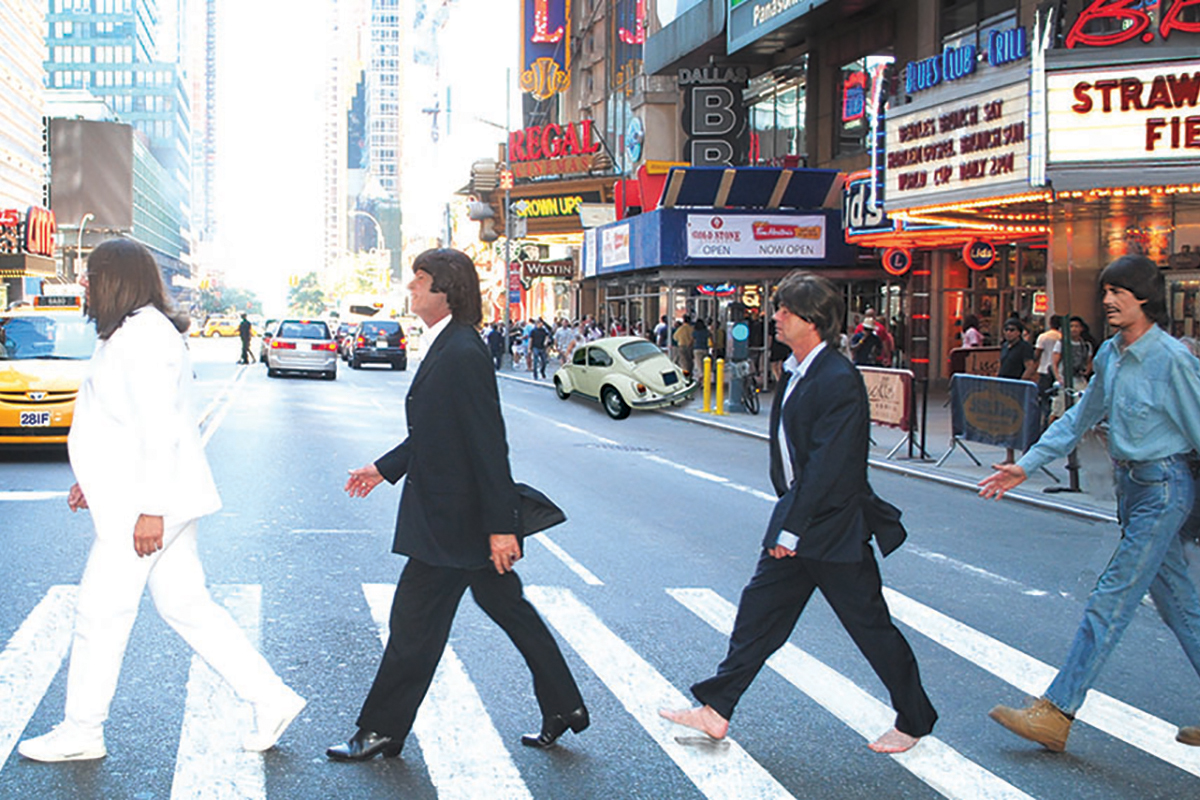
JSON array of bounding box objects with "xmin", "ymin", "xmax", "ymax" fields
[
  {"xmin": 349, "ymin": 209, "xmax": 390, "ymax": 292},
  {"xmin": 75, "ymin": 212, "xmax": 94, "ymax": 281}
]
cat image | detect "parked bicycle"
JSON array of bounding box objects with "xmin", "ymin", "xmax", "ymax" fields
[{"xmin": 727, "ymin": 359, "xmax": 761, "ymax": 415}]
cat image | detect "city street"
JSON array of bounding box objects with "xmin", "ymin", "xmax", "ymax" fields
[{"xmin": 1, "ymin": 337, "xmax": 1198, "ymax": 799}]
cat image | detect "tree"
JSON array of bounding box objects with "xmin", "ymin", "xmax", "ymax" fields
[
  {"xmin": 197, "ymin": 284, "xmax": 262, "ymax": 317},
  {"xmin": 288, "ymin": 272, "xmax": 326, "ymax": 317}
]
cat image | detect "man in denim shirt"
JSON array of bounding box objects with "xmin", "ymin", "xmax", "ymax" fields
[{"xmin": 979, "ymin": 255, "xmax": 1200, "ymax": 751}]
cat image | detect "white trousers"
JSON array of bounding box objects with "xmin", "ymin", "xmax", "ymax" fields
[{"xmin": 64, "ymin": 518, "xmax": 285, "ymax": 732}]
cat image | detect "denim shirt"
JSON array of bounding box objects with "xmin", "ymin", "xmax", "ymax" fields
[{"xmin": 1017, "ymin": 325, "xmax": 1200, "ymax": 476}]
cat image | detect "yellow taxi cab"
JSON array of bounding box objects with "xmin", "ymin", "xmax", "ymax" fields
[
  {"xmin": 0, "ymin": 295, "xmax": 97, "ymax": 445},
  {"xmin": 202, "ymin": 316, "xmax": 240, "ymax": 337}
]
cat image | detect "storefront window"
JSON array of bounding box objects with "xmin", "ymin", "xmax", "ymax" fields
[
  {"xmin": 745, "ymin": 63, "xmax": 807, "ymax": 167},
  {"xmin": 836, "ymin": 55, "xmax": 892, "ymax": 157}
]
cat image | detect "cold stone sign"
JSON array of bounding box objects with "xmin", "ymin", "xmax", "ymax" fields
[
  {"xmin": 884, "ymin": 80, "xmax": 1030, "ymax": 210},
  {"xmin": 678, "ymin": 66, "xmax": 750, "ymax": 167}
]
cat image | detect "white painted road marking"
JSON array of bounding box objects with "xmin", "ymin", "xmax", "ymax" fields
[
  {"xmin": 171, "ymin": 585, "xmax": 265, "ymax": 800},
  {"xmin": 362, "ymin": 584, "xmax": 532, "ymax": 800},
  {"xmin": 199, "ymin": 367, "xmax": 248, "ymax": 447},
  {"xmin": 669, "ymin": 588, "xmax": 1036, "ymax": 800},
  {"xmin": 531, "ymin": 533, "xmax": 604, "ymax": 586},
  {"xmin": 526, "ymin": 584, "xmax": 796, "ymax": 800},
  {"xmin": 883, "ymin": 587, "xmax": 1200, "ymax": 778},
  {"xmin": 0, "ymin": 586, "xmax": 77, "ymax": 767}
]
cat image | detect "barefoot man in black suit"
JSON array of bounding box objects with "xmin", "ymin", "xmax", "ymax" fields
[{"xmin": 660, "ymin": 271, "xmax": 937, "ymax": 753}]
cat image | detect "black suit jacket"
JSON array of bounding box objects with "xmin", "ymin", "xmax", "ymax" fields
[
  {"xmin": 375, "ymin": 321, "xmax": 520, "ymax": 569},
  {"xmin": 764, "ymin": 345, "xmax": 906, "ymax": 561}
]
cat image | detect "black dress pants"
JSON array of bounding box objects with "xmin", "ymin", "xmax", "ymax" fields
[
  {"xmin": 691, "ymin": 546, "xmax": 938, "ymax": 738},
  {"xmin": 357, "ymin": 557, "xmax": 583, "ymax": 744}
]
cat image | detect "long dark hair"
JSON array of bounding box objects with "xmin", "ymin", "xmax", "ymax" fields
[
  {"xmin": 412, "ymin": 248, "xmax": 483, "ymax": 327},
  {"xmin": 1099, "ymin": 254, "xmax": 1168, "ymax": 327},
  {"xmin": 86, "ymin": 238, "xmax": 189, "ymax": 340}
]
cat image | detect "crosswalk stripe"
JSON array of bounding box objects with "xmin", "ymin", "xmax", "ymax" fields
[
  {"xmin": 883, "ymin": 587, "xmax": 1200, "ymax": 777},
  {"xmin": 171, "ymin": 585, "xmax": 265, "ymax": 800},
  {"xmin": 668, "ymin": 587, "xmax": 1035, "ymax": 800},
  {"xmin": 362, "ymin": 584, "xmax": 532, "ymax": 800},
  {"xmin": 0, "ymin": 586, "xmax": 77, "ymax": 767},
  {"xmin": 530, "ymin": 533, "xmax": 604, "ymax": 586},
  {"xmin": 0, "ymin": 491, "xmax": 68, "ymax": 502},
  {"xmin": 526, "ymin": 584, "xmax": 795, "ymax": 800}
]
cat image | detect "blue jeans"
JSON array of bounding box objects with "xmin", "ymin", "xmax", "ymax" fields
[
  {"xmin": 1045, "ymin": 455, "xmax": 1200, "ymax": 714},
  {"xmin": 532, "ymin": 347, "xmax": 548, "ymax": 378}
]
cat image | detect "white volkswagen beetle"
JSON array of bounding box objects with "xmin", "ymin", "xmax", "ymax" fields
[{"xmin": 552, "ymin": 336, "xmax": 696, "ymax": 419}]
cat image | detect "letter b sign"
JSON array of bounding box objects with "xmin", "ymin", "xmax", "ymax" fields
[
  {"xmin": 681, "ymin": 81, "xmax": 749, "ymax": 167},
  {"xmin": 691, "ymin": 87, "xmax": 737, "ymax": 135}
]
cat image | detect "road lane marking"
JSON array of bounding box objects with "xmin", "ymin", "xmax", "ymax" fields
[
  {"xmin": 287, "ymin": 529, "xmax": 375, "ymax": 535},
  {"xmin": 0, "ymin": 491, "xmax": 68, "ymax": 502},
  {"xmin": 882, "ymin": 587, "xmax": 1200, "ymax": 777},
  {"xmin": 526, "ymin": 585, "xmax": 796, "ymax": 800},
  {"xmin": 903, "ymin": 544, "xmax": 1036, "ymax": 593},
  {"xmin": 0, "ymin": 586, "xmax": 77, "ymax": 768},
  {"xmin": 171, "ymin": 585, "xmax": 265, "ymax": 800},
  {"xmin": 531, "ymin": 533, "xmax": 603, "ymax": 586},
  {"xmin": 199, "ymin": 366, "xmax": 249, "ymax": 447},
  {"xmin": 668, "ymin": 587, "xmax": 1035, "ymax": 800},
  {"xmin": 362, "ymin": 584, "xmax": 532, "ymax": 800}
]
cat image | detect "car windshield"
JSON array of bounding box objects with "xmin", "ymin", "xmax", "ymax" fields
[
  {"xmin": 618, "ymin": 340, "xmax": 661, "ymax": 363},
  {"xmin": 0, "ymin": 314, "xmax": 98, "ymax": 361},
  {"xmin": 361, "ymin": 321, "xmax": 400, "ymax": 337},
  {"xmin": 278, "ymin": 321, "xmax": 330, "ymax": 340}
]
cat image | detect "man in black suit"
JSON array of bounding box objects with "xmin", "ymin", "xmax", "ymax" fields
[
  {"xmin": 661, "ymin": 271, "xmax": 936, "ymax": 753},
  {"xmin": 327, "ymin": 248, "xmax": 587, "ymax": 761}
]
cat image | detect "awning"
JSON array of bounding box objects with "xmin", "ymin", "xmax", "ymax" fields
[
  {"xmin": 659, "ymin": 166, "xmax": 843, "ymax": 210},
  {"xmin": 0, "ymin": 253, "xmax": 56, "ymax": 279}
]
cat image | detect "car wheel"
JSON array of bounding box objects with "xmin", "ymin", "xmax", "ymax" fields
[
  {"xmin": 601, "ymin": 386, "xmax": 631, "ymax": 420},
  {"xmin": 267, "ymin": 367, "xmax": 278, "ymax": 378},
  {"xmin": 326, "ymin": 370, "xmax": 337, "ymax": 381},
  {"xmin": 351, "ymin": 355, "xmax": 361, "ymax": 369},
  {"xmin": 554, "ymin": 377, "xmax": 571, "ymax": 400}
]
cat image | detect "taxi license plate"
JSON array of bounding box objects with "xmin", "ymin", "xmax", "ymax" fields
[{"xmin": 20, "ymin": 411, "xmax": 51, "ymax": 427}]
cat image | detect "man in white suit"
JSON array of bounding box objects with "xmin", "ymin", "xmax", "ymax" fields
[{"xmin": 19, "ymin": 238, "xmax": 304, "ymax": 762}]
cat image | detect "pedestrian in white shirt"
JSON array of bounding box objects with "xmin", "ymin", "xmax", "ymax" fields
[{"xmin": 19, "ymin": 239, "xmax": 304, "ymax": 763}]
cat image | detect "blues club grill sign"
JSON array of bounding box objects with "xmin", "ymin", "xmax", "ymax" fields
[{"xmin": 521, "ymin": 0, "xmax": 572, "ymax": 101}]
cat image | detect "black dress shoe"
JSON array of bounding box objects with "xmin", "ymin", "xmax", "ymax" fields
[
  {"xmin": 326, "ymin": 729, "xmax": 402, "ymax": 761},
  {"xmin": 521, "ymin": 705, "xmax": 590, "ymax": 748}
]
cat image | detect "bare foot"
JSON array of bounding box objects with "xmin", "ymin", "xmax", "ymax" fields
[
  {"xmin": 659, "ymin": 705, "xmax": 729, "ymax": 740},
  {"xmin": 868, "ymin": 727, "xmax": 920, "ymax": 753}
]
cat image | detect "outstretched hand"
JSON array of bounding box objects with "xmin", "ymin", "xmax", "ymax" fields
[
  {"xmin": 67, "ymin": 482, "xmax": 88, "ymax": 511},
  {"xmin": 345, "ymin": 464, "xmax": 385, "ymax": 498},
  {"xmin": 978, "ymin": 463, "xmax": 1027, "ymax": 500}
]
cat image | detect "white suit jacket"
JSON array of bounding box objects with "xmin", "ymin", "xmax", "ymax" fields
[{"xmin": 68, "ymin": 306, "xmax": 221, "ymax": 536}]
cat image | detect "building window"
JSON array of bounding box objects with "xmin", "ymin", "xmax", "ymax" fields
[
  {"xmin": 940, "ymin": 0, "xmax": 1017, "ymax": 51},
  {"xmin": 746, "ymin": 63, "xmax": 807, "ymax": 167}
]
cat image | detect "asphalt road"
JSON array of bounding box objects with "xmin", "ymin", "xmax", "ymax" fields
[{"xmin": 1, "ymin": 336, "xmax": 1197, "ymax": 799}]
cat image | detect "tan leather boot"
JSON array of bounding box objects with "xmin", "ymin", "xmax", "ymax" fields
[
  {"xmin": 1177, "ymin": 726, "xmax": 1200, "ymax": 746},
  {"xmin": 988, "ymin": 698, "xmax": 1072, "ymax": 752}
]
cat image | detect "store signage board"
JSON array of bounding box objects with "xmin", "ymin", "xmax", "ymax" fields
[
  {"xmin": 520, "ymin": 0, "xmax": 571, "ymax": 101},
  {"xmin": 686, "ymin": 214, "xmax": 826, "ymax": 259},
  {"xmin": 1064, "ymin": 0, "xmax": 1200, "ymax": 48},
  {"xmin": 0, "ymin": 207, "xmax": 57, "ymax": 258},
  {"xmin": 882, "ymin": 247, "xmax": 912, "ymax": 275},
  {"xmin": 1048, "ymin": 61, "xmax": 1200, "ymax": 165},
  {"xmin": 601, "ymin": 223, "xmax": 631, "ymax": 268},
  {"xmin": 884, "ymin": 80, "xmax": 1030, "ymax": 211},
  {"xmin": 512, "ymin": 192, "xmax": 602, "ymax": 220},
  {"xmin": 728, "ymin": 0, "xmax": 828, "ymax": 54}
]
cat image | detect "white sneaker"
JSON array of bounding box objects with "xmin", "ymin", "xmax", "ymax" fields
[
  {"xmin": 243, "ymin": 686, "xmax": 306, "ymax": 752},
  {"xmin": 18, "ymin": 724, "xmax": 107, "ymax": 762}
]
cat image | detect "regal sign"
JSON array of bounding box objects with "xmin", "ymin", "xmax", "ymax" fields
[
  {"xmin": 508, "ymin": 120, "xmax": 601, "ymax": 179},
  {"xmin": 521, "ymin": 0, "xmax": 571, "ymax": 101}
]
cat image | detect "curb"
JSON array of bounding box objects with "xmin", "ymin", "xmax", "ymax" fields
[{"xmin": 496, "ymin": 370, "xmax": 1119, "ymax": 525}]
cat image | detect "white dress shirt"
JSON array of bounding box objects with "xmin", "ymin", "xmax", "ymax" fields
[
  {"xmin": 419, "ymin": 313, "xmax": 452, "ymax": 354},
  {"xmin": 775, "ymin": 342, "xmax": 826, "ymax": 551}
]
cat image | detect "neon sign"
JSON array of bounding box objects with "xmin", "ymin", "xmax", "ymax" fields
[
  {"xmin": 521, "ymin": 0, "xmax": 571, "ymax": 101},
  {"xmin": 1066, "ymin": 0, "xmax": 1200, "ymax": 48},
  {"xmin": 843, "ymin": 71, "xmax": 867, "ymax": 122},
  {"xmin": 963, "ymin": 239, "xmax": 997, "ymax": 270},
  {"xmin": 618, "ymin": 0, "xmax": 645, "ymax": 45},
  {"xmin": 0, "ymin": 207, "xmax": 57, "ymax": 258}
]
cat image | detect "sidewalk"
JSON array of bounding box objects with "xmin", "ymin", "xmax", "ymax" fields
[{"xmin": 496, "ymin": 364, "xmax": 1118, "ymax": 524}]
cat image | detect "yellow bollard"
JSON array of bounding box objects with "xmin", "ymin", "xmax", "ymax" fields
[
  {"xmin": 701, "ymin": 356, "xmax": 712, "ymax": 413},
  {"xmin": 714, "ymin": 358, "xmax": 726, "ymax": 415}
]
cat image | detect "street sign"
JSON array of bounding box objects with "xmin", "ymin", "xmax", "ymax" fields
[
  {"xmin": 508, "ymin": 260, "xmax": 522, "ymax": 303},
  {"xmin": 500, "ymin": 169, "xmax": 514, "ymax": 190}
]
